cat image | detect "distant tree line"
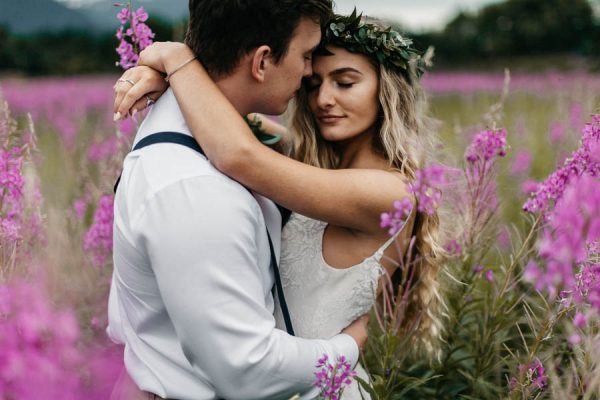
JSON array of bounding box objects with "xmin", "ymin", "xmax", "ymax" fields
[
  {"xmin": 1, "ymin": 0, "xmax": 598, "ymax": 75},
  {"xmin": 0, "ymin": 17, "xmax": 185, "ymax": 75},
  {"xmin": 410, "ymin": 0, "xmax": 599, "ymax": 69}
]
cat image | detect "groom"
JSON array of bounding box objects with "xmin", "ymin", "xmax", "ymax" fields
[{"xmin": 108, "ymin": 0, "xmax": 367, "ymax": 399}]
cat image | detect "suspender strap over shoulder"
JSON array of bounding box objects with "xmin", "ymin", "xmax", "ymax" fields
[{"xmin": 114, "ymin": 132, "xmax": 295, "ymax": 336}]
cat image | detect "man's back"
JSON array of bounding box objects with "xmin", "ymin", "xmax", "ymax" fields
[{"xmin": 109, "ymin": 89, "xmax": 278, "ymax": 398}]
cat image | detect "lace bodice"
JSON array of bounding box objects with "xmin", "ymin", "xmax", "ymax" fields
[{"xmin": 274, "ymin": 213, "xmax": 398, "ymax": 399}]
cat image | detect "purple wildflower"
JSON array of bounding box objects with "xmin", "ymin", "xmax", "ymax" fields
[
  {"xmin": 511, "ymin": 358, "xmax": 548, "ymax": 393},
  {"xmin": 0, "ymin": 147, "xmax": 26, "ymax": 242},
  {"xmin": 0, "ymin": 280, "xmax": 81, "ymax": 398},
  {"xmin": 72, "ymin": 198, "xmax": 88, "ymax": 221},
  {"xmin": 523, "ymin": 115, "xmax": 599, "ymax": 214},
  {"xmin": 520, "ymin": 179, "xmax": 538, "ymax": 195},
  {"xmin": 380, "ymin": 197, "xmax": 413, "ymax": 236},
  {"xmin": 314, "ymin": 354, "xmax": 357, "ymax": 399},
  {"xmin": 568, "ymin": 334, "xmax": 582, "ymax": 345},
  {"xmin": 569, "ymin": 102, "xmax": 584, "ymax": 132},
  {"xmin": 549, "ymin": 121, "xmax": 565, "ymax": 144},
  {"xmin": 83, "ymin": 195, "xmax": 114, "ymax": 267},
  {"xmin": 445, "ymin": 239, "xmax": 462, "ymax": 256},
  {"xmin": 408, "ymin": 164, "xmax": 446, "ymax": 215},
  {"xmin": 485, "ymin": 269, "xmax": 494, "ymax": 282},
  {"xmin": 510, "ymin": 150, "xmax": 532, "ymax": 175},
  {"xmin": 524, "ymin": 173, "xmax": 599, "ymax": 303},
  {"xmin": 575, "ymin": 263, "xmax": 600, "ymax": 311},
  {"xmin": 573, "ymin": 312, "xmax": 587, "ymax": 328},
  {"xmin": 465, "ymin": 128, "xmax": 508, "ymax": 163},
  {"xmin": 115, "ymin": 5, "xmax": 155, "ymax": 70}
]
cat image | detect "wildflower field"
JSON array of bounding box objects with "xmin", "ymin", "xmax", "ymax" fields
[{"xmin": 0, "ymin": 68, "xmax": 598, "ymax": 399}]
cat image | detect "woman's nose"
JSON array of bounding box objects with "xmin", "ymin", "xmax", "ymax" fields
[{"xmin": 316, "ymin": 84, "xmax": 335, "ymax": 109}]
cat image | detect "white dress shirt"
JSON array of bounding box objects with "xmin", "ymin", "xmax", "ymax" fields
[{"xmin": 107, "ymin": 89, "xmax": 358, "ymax": 400}]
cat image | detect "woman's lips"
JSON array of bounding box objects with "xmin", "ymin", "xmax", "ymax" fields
[{"xmin": 318, "ymin": 115, "xmax": 345, "ymax": 124}]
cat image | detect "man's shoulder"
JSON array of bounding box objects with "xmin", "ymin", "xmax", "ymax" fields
[{"xmin": 126, "ymin": 145, "xmax": 250, "ymax": 203}]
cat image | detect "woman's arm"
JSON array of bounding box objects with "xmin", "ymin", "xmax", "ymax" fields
[{"xmin": 114, "ymin": 43, "xmax": 412, "ymax": 234}]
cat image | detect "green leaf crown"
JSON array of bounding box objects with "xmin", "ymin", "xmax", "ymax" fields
[{"xmin": 322, "ymin": 8, "xmax": 426, "ymax": 80}]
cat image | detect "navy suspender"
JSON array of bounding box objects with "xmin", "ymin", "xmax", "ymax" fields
[{"xmin": 114, "ymin": 132, "xmax": 295, "ymax": 336}]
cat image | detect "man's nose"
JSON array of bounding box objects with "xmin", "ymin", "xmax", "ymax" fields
[{"xmin": 303, "ymin": 59, "xmax": 313, "ymax": 78}]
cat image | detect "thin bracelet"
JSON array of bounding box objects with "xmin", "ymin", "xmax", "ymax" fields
[{"xmin": 164, "ymin": 56, "xmax": 197, "ymax": 83}]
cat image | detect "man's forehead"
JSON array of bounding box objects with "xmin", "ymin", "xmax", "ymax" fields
[{"xmin": 293, "ymin": 18, "xmax": 322, "ymax": 45}]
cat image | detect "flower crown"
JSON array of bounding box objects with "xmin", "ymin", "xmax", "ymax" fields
[{"xmin": 321, "ymin": 9, "xmax": 426, "ymax": 79}]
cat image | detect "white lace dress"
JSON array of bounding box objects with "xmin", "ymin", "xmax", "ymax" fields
[{"xmin": 274, "ymin": 213, "xmax": 398, "ymax": 400}]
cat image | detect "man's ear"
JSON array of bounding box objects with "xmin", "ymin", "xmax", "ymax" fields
[{"xmin": 251, "ymin": 45, "xmax": 272, "ymax": 83}]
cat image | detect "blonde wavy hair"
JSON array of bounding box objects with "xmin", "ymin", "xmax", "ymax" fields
[{"xmin": 285, "ymin": 44, "xmax": 447, "ymax": 360}]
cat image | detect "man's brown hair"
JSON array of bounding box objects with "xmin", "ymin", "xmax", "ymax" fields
[{"xmin": 185, "ymin": 0, "xmax": 332, "ymax": 78}]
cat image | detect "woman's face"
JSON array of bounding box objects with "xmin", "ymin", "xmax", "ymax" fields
[{"xmin": 306, "ymin": 46, "xmax": 380, "ymax": 143}]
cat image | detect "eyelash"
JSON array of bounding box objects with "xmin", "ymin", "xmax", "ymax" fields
[{"xmin": 305, "ymin": 81, "xmax": 355, "ymax": 92}]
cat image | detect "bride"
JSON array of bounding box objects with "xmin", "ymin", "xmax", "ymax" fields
[{"xmin": 114, "ymin": 12, "xmax": 445, "ymax": 398}]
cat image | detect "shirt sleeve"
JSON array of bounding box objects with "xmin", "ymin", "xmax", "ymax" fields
[{"xmin": 135, "ymin": 175, "xmax": 359, "ymax": 399}]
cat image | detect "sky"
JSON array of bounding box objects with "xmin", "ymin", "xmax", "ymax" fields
[
  {"xmin": 334, "ymin": 0, "xmax": 503, "ymax": 31},
  {"xmin": 55, "ymin": 0, "xmax": 504, "ymax": 31}
]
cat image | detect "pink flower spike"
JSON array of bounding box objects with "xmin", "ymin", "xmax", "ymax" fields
[
  {"xmin": 568, "ymin": 334, "xmax": 582, "ymax": 345},
  {"xmin": 573, "ymin": 312, "xmax": 587, "ymax": 328}
]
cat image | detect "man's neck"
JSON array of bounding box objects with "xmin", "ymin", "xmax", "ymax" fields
[{"xmin": 214, "ymin": 75, "xmax": 253, "ymax": 116}]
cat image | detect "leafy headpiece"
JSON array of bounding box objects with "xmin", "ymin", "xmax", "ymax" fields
[{"xmin": 322, "ymin": 8, "xmax": 426, "ymax": 79}]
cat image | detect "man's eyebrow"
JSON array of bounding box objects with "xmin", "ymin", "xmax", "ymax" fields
[{"xmin": 330, "ymin": 67, "xmax": 363, "ymax": 76}]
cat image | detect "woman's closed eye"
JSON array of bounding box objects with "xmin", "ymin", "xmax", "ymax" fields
[{"xmin": 336, "ymin": 81, "xmax": 355, "ymax": 89}]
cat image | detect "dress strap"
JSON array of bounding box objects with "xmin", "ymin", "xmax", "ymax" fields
[{"xmin": 373, "ymin": 202, "xmax": 415, "ymax": 262}]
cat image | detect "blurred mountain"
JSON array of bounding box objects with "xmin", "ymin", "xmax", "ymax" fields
[
  {"xmin": 0, "ymin": 0, "xmax": 91, "ymax": 34},
  {"xmin": 0, "ymin": 0, "xmax": 188, "ymax": 34}
]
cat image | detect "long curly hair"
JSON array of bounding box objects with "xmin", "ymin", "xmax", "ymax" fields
[{"xmin": 284, "ymin": 41, "xmax": 447, "ymax": 359}]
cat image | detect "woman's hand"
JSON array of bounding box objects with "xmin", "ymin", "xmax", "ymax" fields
[
  {"xmin": 113, "ymin": 65, "xmax": 168, "ymax": 120},
  {"xmin": 113, "ymin": 42, "xmax": 195, "ymax": 120}
]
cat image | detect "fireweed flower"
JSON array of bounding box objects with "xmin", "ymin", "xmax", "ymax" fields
[
  {"xmin": 549, "ymin": 121, "xmax": 566, "ymax": 144},
  {"xmin": 0, "ymin": 280, "xmax": 81, "ymax": 399},
  {"xmin": 380, "ymin": 197, "xmax": 413, "ymax": 236},
  {"xmin": 84, "ymin": 195, "xmax": 114, "ymax": 267},
  {"xmin": 0, "ymin": 147, "xmax": 25, "ymax": 243},
  {"xmin": 314, "ymin": 354, "xmax": 357, "ymax": 399},
  {"xmin": 465, "ymin": 128, "xmax": 508, "ymax": 163},
  {"xmin": 520, "ymin": 179, "xmax": 538, "ymax": 195},
  {"xmin": 573, "ymin": 311, "xmax": 587, "ymax": 328},
  {"xmin": 445, "ymin": 239, "xmax": 462, "ymax": 256},
  {"xmin": 510, "ymin": 359, "xmax": 548, "ymax": 393},
  {"xmin": 524, "ymin": 174, "xmax": 599, "ymax": 303},
  {"xmin": 519, "ymin": 359, "xmax": 548, "ymax": 390},
  {"xmin": 510, "ymin": 150, "xmax": 532, "ymax": 175},
  {"xmin": 72, "ymin": 197, "xmax": 88, "ymax": 221},
  {"xmin": 408, "ymin": 164, "xmax": 446, "ymax": 215},
  {"xmin": 523, "ymin": 115, "xmax": 599, "ymax": 214},
  {"xmin": 463, "ymin": 127, "xmax": 507, "ymax": 225},
  {"xmin": 115, "ymin": 4, "xmax": 155, "ymax": 70}
]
